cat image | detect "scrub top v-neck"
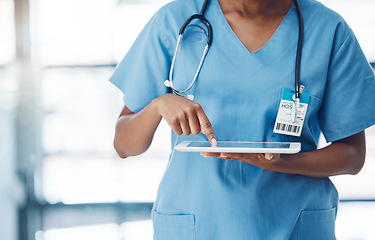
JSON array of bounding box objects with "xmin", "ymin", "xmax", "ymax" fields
[
  {"xmin": 212, "ymin": 0, "xmax": 295, "ymax": 57},
  {"xmin": 109, "ymin": 0, "xmax": 375, "ymax": 239}
]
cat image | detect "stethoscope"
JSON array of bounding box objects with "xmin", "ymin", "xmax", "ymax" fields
[{"xmin": 164, "ymin": 0, "xmax": 304, "ymax": 107}]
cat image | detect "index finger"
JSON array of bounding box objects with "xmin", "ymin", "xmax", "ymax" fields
[{"xmin": 196, "ymin": 108, "xmax": 217, "ymax": 146}]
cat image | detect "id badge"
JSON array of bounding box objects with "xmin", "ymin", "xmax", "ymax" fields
[{"xmin": 273, "ymin": 88, "xmax": 310, "ymax": 137}]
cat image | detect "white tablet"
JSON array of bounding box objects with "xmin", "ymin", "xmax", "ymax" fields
[{"xmin": 175, "ymin": 141, "xmax": 301, "ymax": 154}]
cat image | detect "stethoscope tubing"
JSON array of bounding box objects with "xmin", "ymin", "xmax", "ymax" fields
[
  {"xmin": 166, "ymin": 0, "xmax": 304, "ymax": 101},
  {"xmin": 179, "ymin": 14, "xmax": 213, "ymax": 46},
  {"xmin": 294, "ymin": 0, "xmax": 304, "ymax": 100},
  {"xmin": 168, "ymin": 36, "xmax": 209, "ymax": 94}
]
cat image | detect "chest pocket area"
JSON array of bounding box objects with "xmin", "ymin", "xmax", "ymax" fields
[
  {"xmin": 152, "ymin": 210, "xmax": 196, "ymax": 240},
  {"xmin": 296, "ymin": 207, "xmax": 337, "ymax": 240}
]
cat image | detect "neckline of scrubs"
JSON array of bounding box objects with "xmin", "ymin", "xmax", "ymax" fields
[{"xmin": 212, "ymin": 0, "xmax": 297, "ymax": 57}]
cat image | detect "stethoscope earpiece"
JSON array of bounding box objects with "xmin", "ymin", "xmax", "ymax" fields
[
  {"xmin": 164, "ymin": 80, "xmax": 171, "ymax": 87},
  {"xmin": 186, "ymin": 95, "xmax": 194, "ymax": 101},
  {"xmin": 165, "ymin": 79, "xmax": 195, "ymax": 101}
]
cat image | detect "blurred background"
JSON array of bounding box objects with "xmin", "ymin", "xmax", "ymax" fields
[{"xmin": 0, "ymin": 0, "xmax": 374, "ymax": 239}]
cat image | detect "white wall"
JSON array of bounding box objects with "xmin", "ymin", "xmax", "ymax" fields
[{"xmin": 0, "ymin": 68, "xmax": 18, "ymax": 240}]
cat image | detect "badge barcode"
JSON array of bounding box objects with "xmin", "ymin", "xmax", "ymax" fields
[{"xmin": 276, "ymin": 123, "xmax": 300, "ymax": 133}]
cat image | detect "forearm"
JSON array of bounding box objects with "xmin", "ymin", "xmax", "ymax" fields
[
  {"xmin": 204, "ymin": 131, "xmax": 366, "ymax": 178},
  {"xmin": 114, "ymin": 101, "xmax": 162, "ymax": 158},
  {"xmin": 274, "ymin": 136, "xmax": 366, "ymax": 178}
]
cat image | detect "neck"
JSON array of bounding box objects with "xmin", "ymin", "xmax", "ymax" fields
[{"xmin": 218, "ymin": 0, "xmax": 293, "ymax": 17}]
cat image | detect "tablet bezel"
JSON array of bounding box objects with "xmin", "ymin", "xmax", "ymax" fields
[{"xmin": 175, "ymin": 141, "xmax": 301, "ymax": 154}]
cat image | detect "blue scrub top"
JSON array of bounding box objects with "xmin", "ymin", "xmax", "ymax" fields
[{"xmin": 110, "ymin": 0, "xmax": 375, "ymax": 239}]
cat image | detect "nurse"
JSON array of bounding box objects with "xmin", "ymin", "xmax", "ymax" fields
[{"xmin": 110, "ymin": 0, "xmax": 375, "ymax": 239}]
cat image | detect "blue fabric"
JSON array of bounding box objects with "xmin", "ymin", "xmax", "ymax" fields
[{"xmin": 110, "ymin": 0, "xmax": 375, "ymax": 239}]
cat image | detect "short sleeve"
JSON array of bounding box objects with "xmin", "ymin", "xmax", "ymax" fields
[
  {"xmin": 318, "ymin": 29, "xmax": 375, "ymax": 142},
  {"xmin": 109, "ymin": 10, "xmax": 172, "ymax": 113}
]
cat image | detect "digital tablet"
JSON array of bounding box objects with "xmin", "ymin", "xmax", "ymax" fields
[{"xmin": 175, "ymin": 141, "xmax": 301, "ymax": 154}]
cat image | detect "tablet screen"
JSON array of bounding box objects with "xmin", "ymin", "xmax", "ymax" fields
[{"xmin": 187, "ymin": 141, "xmax": 291, "ymax": 149}]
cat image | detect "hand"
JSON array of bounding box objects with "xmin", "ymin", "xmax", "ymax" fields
[
  {"xmin": 200, "ymin": 152, "xmax": 281, "ymax": 170},
  {"xmin": 153, "ymin": 94, "xmax": 217, "ymax": 146},
  {"xmin": 200, "ymin": 131, "xmax": 366, "ymax": 178}
]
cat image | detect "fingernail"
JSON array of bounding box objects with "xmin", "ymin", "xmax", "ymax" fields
[
  {"xmin": 211, "ymin": 138, "xmax": 217, "ymax": 146},
  {"xmin": 265, "ymin": 153, "xmax": 273, "ymax": 160}
]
